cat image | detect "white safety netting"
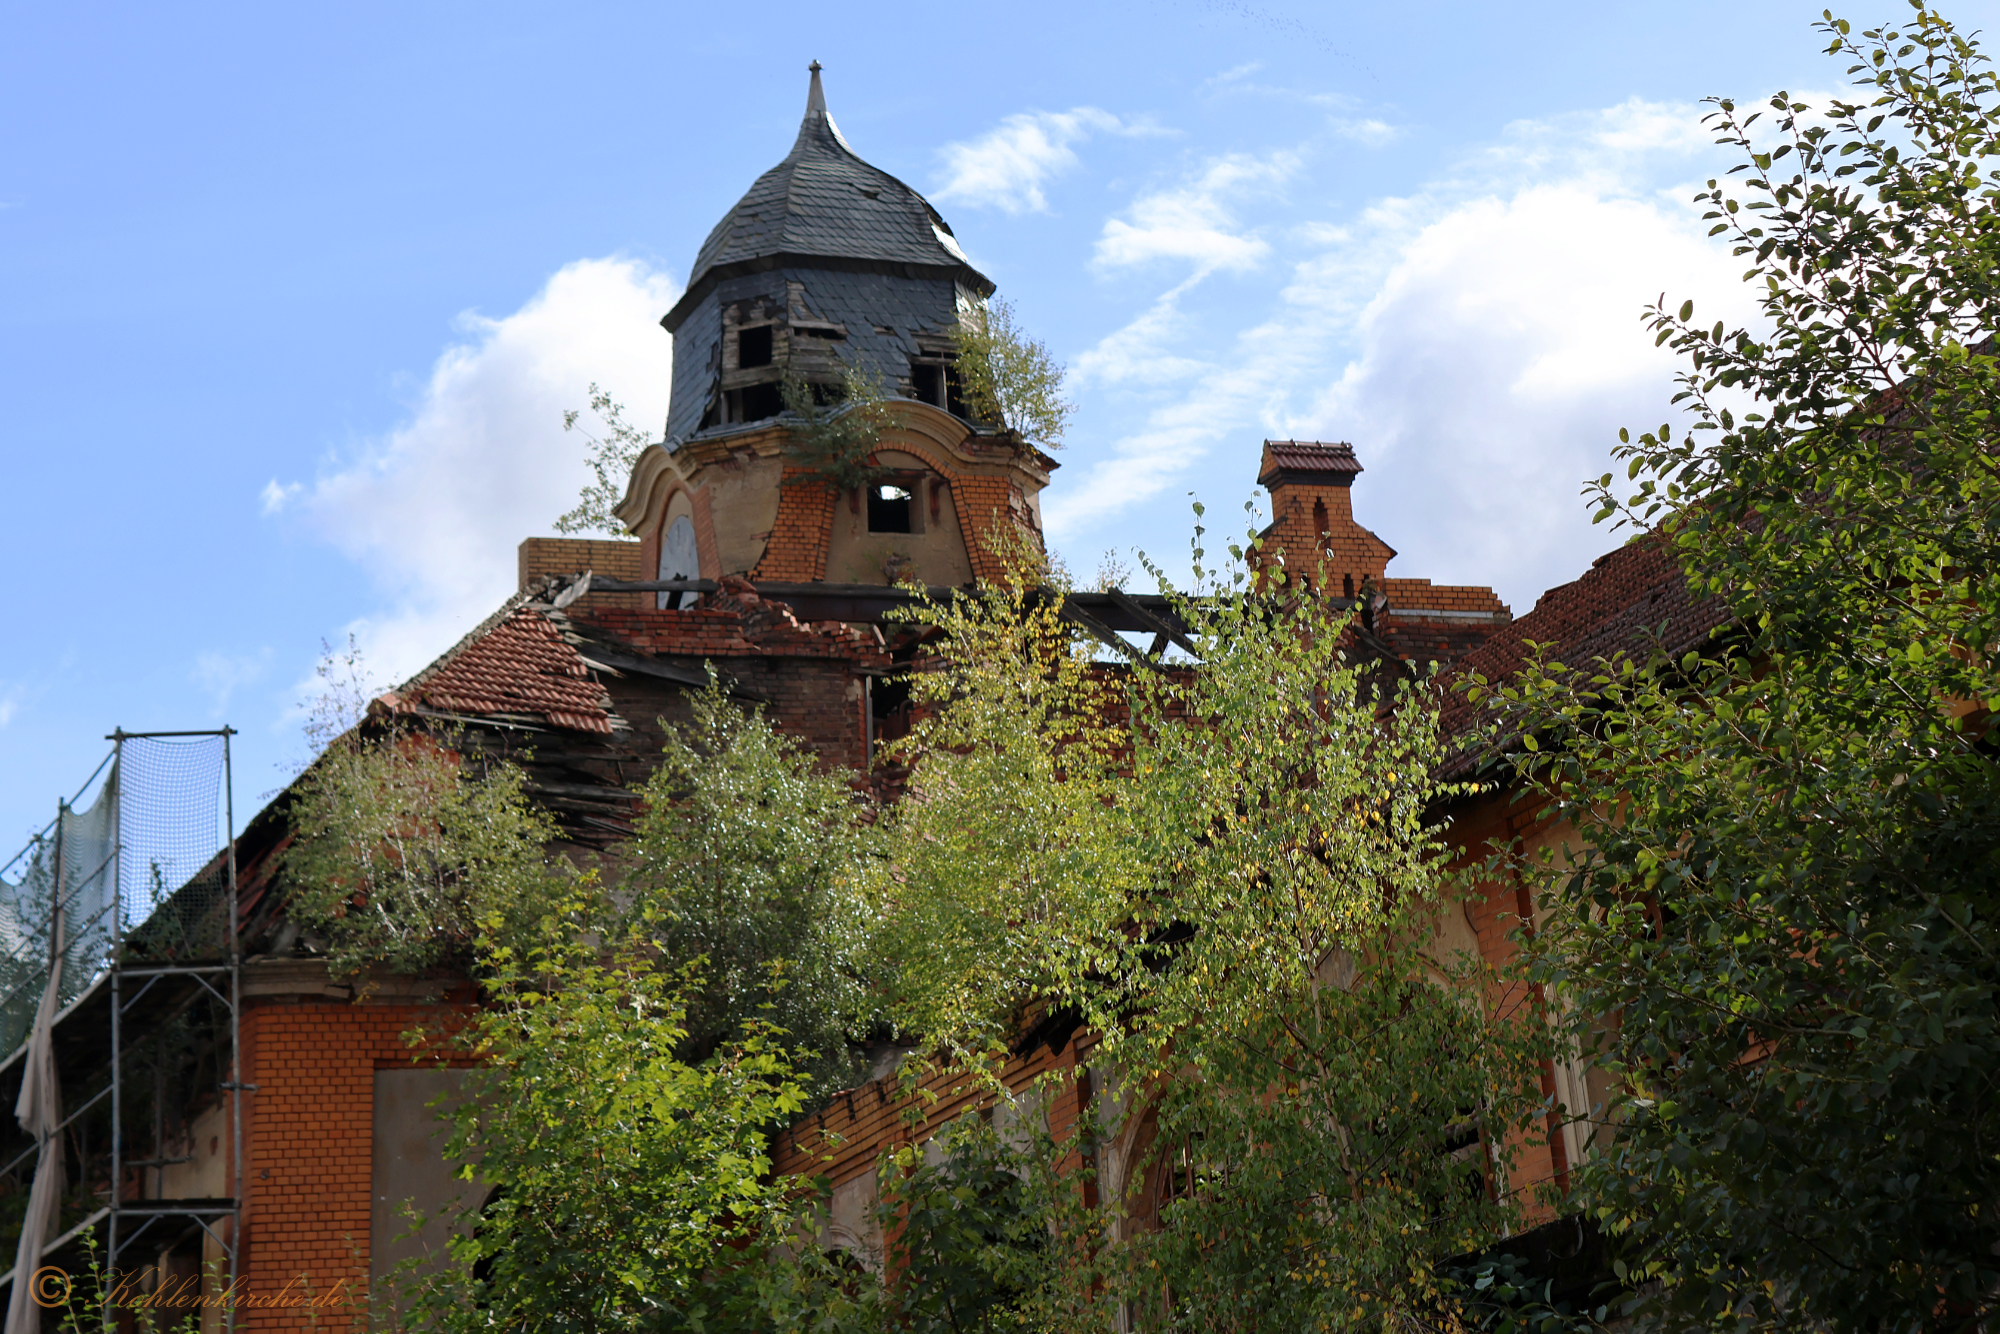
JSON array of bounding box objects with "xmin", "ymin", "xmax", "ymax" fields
[
  {"xmin": 0, "ymin": 764, "xmax": 120, "ymax": 1058},
  {"xmin": 0, "ymin": 733, "xmax": 227, "ymax": 1057}
]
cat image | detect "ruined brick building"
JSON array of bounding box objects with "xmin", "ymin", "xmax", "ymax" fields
[{"xmin": 0, "ymin": 64, "xmax": 1727, "ymax": 1324}]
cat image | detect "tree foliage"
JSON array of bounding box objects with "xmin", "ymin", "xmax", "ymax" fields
[
  {"xmin": 281, "ymin": 727, "xmax": 560, "ymax": 978},
  {"xmin": 556, "ymin": 383, "xmax": 652, "ymax": 537},
  {"xmin": 1482, "ymin": 6, "xmax": 2000, "ymax": 1328},
  {"xmin": 865, "ymin": 523, "xmax": 1549, "ymax": 1329},
  {"xmin": 402, "ymin": 888, "xmax": 811, "ymax": 1334},
  {"xmin": 952, "ymin": 297, "xmax": 1073, "ymax": 449},
  {"xmin": 869, "ymin": 1109, "xmax": 1083, "ymax": 1334},
  {"xmin": 621, "ymin": 686, "xmax": 879, "ymax": 1099},
  {"xmin": 781, "ymin": 368, "xmax": 898, "ymax": 494}
]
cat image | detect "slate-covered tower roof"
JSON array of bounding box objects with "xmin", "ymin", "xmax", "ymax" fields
[
  {"xmin": 659, "ymin": 64, "xmax": 997, "ymax": 445},
  {"xmin": 671, "ymin": 64, "xmax": 992, "ymax": 313}
]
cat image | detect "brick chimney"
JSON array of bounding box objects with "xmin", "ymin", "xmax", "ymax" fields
[{"xmin": 1256, "ymin": 440, "xmax": 1395, "ymax": 598}]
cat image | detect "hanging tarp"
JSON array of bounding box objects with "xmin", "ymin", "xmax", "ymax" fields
[
  {"xmin": 0, "ymin": 764, "xmax": 119, "ymax": 1059},
  {"xmin": 2, "ymin": 910, "xmax": 62, "ymax": 1334}
]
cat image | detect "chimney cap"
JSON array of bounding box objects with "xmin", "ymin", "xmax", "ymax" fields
[{"xmin": 1259, "ymin": 439, "xmax": 1362, "ymax": 488}]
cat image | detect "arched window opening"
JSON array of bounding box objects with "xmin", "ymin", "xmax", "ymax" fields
[{"xmin": 657, "ymin": 514, "xmax": 700, "ymax": 610}]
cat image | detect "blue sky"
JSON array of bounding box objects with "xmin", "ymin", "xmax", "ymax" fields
[{"xmin": 5, "ymin": 0, "xmax": 1993, "ymax": 847}]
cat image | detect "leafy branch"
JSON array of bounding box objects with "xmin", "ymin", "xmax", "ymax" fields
[
  {"xmin": 953, "ymin": 296, "xmax": 1074, "ymax": 449},
  {"xmin": 555, "ymin": 382, "xmax": 652, "ymax": 536},
  {"xmin": 781, "ymin": 368, "xmax": 896, "ymax": 493}
]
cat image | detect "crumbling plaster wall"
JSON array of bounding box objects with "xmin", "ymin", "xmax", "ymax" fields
[{"xmin": 822, "ymin": 448, "xmax": 974, "ymax": 587}]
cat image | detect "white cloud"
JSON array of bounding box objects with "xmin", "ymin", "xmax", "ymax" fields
[
  {"xmin": 1093, "ymin": 152, "xmax": 1298, "ymax": 276},
  {"xmin": 1307, "ymin": 182, "xmax": 1759, "ymax": 608},
  {"xmin": 283, "ymin": 256, "xmax": 678, "ymax": 686},
  {"xmin": 194, "ymin": 648, "xmax": 272, "ymax": 714},
  {"xmin": 1046, "ymin": 96, "xmax": 1762, "ymax": 611},
  {"xmin": 932, "ymin": 108, "xmax": 1136, "ymax": 214},
  {"xmin": 1073, "ymin": 279, "xmax": 1210, "ymax": 387},
  {"xmin": 1333, "ymin": 118, "xmax": 1397, "ymax": 146},
  {"xmin": 260, "ymin": 478, "xmax": 302, "ymax": 514},
  {"xmin": 0, "ymin": 685, "xmax": 19, "ymax": 728}
]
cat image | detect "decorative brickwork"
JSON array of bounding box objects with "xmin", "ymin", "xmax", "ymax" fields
[
  {"xmin": 948, "ymin": 476, "xmax": 1034, "ymax": 584},
  {"xmin": 1262, "ymin": 481, "xmax": 1396, "ymax": 594},
  {"xmin": 751, "ymin": 471, "xmax": 837, "ymax": 581},
  {"xmin": 771, "ymin": 1033, "xmax": 1087, "ymax": 1196}
]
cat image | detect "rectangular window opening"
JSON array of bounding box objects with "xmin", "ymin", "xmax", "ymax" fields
[
  {"xmin": 868, "ymin": 484, "xmax": 913, "ymax": 534},
  {"xmin": 737, "ymin": 325, "xmax": 774, "ymax": 368},
  {"xmin": 739, "ymin": 382, "xmax": 783, "ymax": 421}
]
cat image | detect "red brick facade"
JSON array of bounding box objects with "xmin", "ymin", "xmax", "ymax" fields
[
  {"xmin": 238, "ymin": 996, "xmax": 473, "ymax": 1327},
  {"xmin": 751, "ymin": 470, "xmax": 839, "ymax": 581}
]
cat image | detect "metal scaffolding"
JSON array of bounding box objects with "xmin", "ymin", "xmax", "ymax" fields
[
  {"xmin": 106, "ymin": 728, "xmax": 242, "ymax": 1320},
  {"xmin": 0, "ymin": 726, "xmax": 242, "ymax": 1330}
]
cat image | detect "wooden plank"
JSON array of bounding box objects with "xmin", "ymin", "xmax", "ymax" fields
[
  {"xmin": 1103, "ymin": 588, "xmax": 1200, "ymax": 659},
  {"xmin": 1059, "ymin": 602, "xmax": 1152, "ymax": 669}
]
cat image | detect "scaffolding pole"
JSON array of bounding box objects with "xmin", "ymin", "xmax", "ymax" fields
[{"xmin": 105, "ymin": 727, "xmax": 241, "ymax": 1331}]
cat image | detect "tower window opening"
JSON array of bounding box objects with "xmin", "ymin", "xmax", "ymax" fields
[
  {"xmin": 869, "ymin": 484, "xmax": 913, "ymax": 534},
  {"xmin": 737, "ymin": 325, "xmax": 774, "ymax": 368},
  {"xmin": 657, "ymin": 514, "xmax": 700, "ymax": 610},
  {"xmin": 908, "ymin": 358, "xmax": 970, "ymax": 419},
  {"xmin": 1343, "ymin": 573, "xmax": 1355, "ymax": 600},
  {"xmin": 738, "ymin": 382, "xmax": 783, "ymax": 421}
]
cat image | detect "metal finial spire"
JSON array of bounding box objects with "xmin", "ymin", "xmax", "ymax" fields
[{"xmin": 806, "ymin": 61, "xmax": 826, "ymax": 117}]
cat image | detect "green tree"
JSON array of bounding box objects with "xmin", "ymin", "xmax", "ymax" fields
[
  {"xmin": 862, "ymin": 564, "xmax": 1137, "ymax": 1068},
  {"xmin": 282, "ymin": 726, "xmax": 561, "ymax": 978},
  {"xmin": 556, "ymin": 383, "xmax": 652, "ymax": 536},
  {"xmin": 869, "ymin": 524, "xmax": 1549, "ymax": 1329},
  {"xmin": 953, "ymin": 297, "xmax": 1073, "ymax": 449},
  {"xmin": 403, "ymin": 888, "xmax": 812, "ymax": 1334},
  {"xmin": 1485, "ymin": 6, "xmax": 2000, "ymax": 1328},
  {"xmin": 781, "ymin": 368, "xmax": 897, "ymax": 493},
  {"xmin": 621, "ymin": 686, "xmax": 878, "ymax": 1099}
]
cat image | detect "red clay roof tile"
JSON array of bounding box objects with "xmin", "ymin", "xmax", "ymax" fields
[
  {"xmin": 1439, "ymin": 533, "xmax": 1731, "ymax": 762},
  {"xmin": 1261, "ymin": 440, "xmax": 1363, "ymax": 480},
  {"xmin": 401, "ymin": 606, "xmax": 618, "ymax": 734}
]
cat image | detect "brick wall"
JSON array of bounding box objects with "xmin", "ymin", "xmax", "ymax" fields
[
  {"xmin": 752, "ymin": 471, "xmax": 836, "ymax": 581},
  {"xmin": 948, "ymin": 476, "xmax": 1038, "ymax": 583},
  {"xmin": 1442, "ymin": 787, "xmax": 1570, "ymax": 1221},
  {"xmin": 518, "ymin": 537, "xmax": 652, "ymax": 612},
  {"xmin": 239, "ymin": 999, "xmax": 472, "ymax": 1328},
  {"xmin": 1380, "ymin": 578, "xmax": 1508, "ymax": 616},
  {"xmin": 516, "ymin": 537, "xmax": 646, "ymax": 589},
  {"xmin": 1261, "ymin": 483, "xmax": 1395, "ymax": 595}
]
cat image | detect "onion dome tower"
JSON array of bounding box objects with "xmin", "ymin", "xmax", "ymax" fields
[
  {"xmin": 614, "ymin": 64, "xmax": 1054, "ymax": 596},
  {"xmin": 659, "ymin": 62, "xmax": 996, "ymax": 442}
]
